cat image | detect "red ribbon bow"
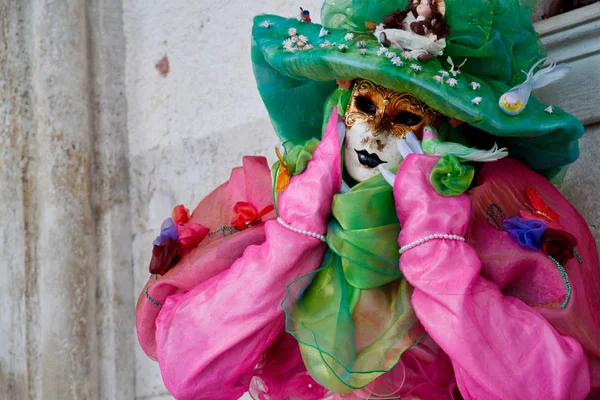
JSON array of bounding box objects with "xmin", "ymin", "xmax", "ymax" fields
[{"xmin": 231, "ymin": 202, "xmax": 274, "ymax": 231}]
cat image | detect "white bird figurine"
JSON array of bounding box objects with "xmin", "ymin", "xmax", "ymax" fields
[{"xmin": 499, "ymin": 58, "xmax": 569, "ymax": 116}]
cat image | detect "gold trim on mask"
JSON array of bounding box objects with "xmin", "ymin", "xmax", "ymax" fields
[{"xmin": 345, "ymin": 79, "xmax": 442, "ymax": 139}]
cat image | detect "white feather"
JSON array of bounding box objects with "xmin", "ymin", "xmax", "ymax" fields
[
  {"xmin": 456, "ymin": 143, "xmax": 509, "ymax": 162},
  {"xmin": 340, "ymin": 180, "xmax": 351, "ymax": 193},
  {"xmin": 337, "ymin": 121, "xmax": 346, "ymax": 149},
  {"xmin": 429, "ymin": 140, "xmax": 509, "ymax": 162},
  {"xmin": 531, "ymin": 63, "xmax": 570, "ymax": 89},
  {"xmin": 378, "ymin": 165, "xmax": 397, "ymax": 186},
  {"xmin": 405, "ymin": 131, "xmax": 424, "ymax": 154},
  {"xmin": 397, "ymin": 138, "xmax": 413, "ymax": 159}
]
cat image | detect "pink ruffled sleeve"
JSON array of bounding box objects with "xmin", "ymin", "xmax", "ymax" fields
[
  {"xmin": 393, "ymin": 154, "xmax": 590, "ymax": 400},
  {"xmin": 136, "ymin": 156, "xmax": 274, "ymax": 360},
  {"xmin": 153, "ymin": 109, "xmax": 342, "ymax": 400}
]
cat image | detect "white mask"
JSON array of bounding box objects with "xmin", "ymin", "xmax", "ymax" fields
[
  {"xmin": 344, "ymin": 122, "xmax": 404, "ymax": 182},
  {"xmin": 343, "ymin": 79, "xmax": 442, "ymax": 182}
]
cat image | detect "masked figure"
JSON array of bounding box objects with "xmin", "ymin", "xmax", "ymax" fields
[{"xmin": 136, "ymin": 1, "xmax": 600, "ymax": 399}]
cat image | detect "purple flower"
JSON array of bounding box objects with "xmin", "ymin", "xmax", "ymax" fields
[
  {"xmin": 502, "ymin": 216, "xmax": 546, "ymax": 251},
  {"xmin": 153, "ymin": 217, "xmax": 178, "ymax": 246}
]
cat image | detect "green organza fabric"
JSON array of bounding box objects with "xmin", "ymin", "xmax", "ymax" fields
[
  {"xmin": 430, "ymin": 155, "xmax": 475, "ymax": 196},
  {"xmin": 283, "ymin": 138, "xmax": 321, "ymax": 176},
  {"xmin": 251, "ymin": 0, "xmax": 584, "ymax": 176},
  {"xmin": 282, "ymin": 173, "xmax": 423, "ymax": 393}
]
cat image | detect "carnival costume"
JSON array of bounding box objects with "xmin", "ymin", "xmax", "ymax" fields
[{"xmin": 136, "ymin": 0, "xmax": 600, "ymax": 398}]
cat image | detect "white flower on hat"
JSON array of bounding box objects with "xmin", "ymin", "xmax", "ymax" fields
[
  {"xmin": 299, "ymin": 35, "xmax": 309, "ymax": 43},
  {"xmin": 433, "ymin": 75, "xmax": 444, "ymax": 83},
  {"xmin": 392, "ymin": 57, "xmax": 404, "ymax": 66},
  {"xmin": 386, "ymin": 51, "xmax": 396, "ymax": 59},
  {"xmin": 261, "ymin": 21, "xmax": 271, "ymax": 29},
  {"xmin": 338, "ymin": 44, "xmax": 348, "ymax": 52},
  {"xmin": 344, "ymin": 33, "xmax": 355, "ymax": 41},
  {"xmin": 283, "ymin": 38, "xmax": 294, "ymax": 50},
  {"xmin": 320, "ymin": 40, "xmax": 332, "ymax": 48},
  {"xmin": 377, "ymin": 47, "xmax": 387, "ymax": 56},
  {"xmin": 447, "ymin": 78, "xmax": 458, "ymax": 87},
  {"xmin": 288, "ymin": 27, "xmax": 297, "ymax": 36},
  {"xmin": 356, "ymin": 40, "xmax": 367, "ymax": 48},
  {"xmin": 545, "ymin": 106, "xmax": 554, "ymax": 114},
  {"xmin": 359, "ymin": 48, "xmax": 367, "ymax": 55},
  {"xmin": 401, "ymin": 51, "xmax": 413, "ymax": 60},
  {"xmin": 438, "ymin": 70, "xmax": 450, "ymax": 77},
  {"xmin": 472, "ymin": 96, "xmax": 483, "ymax": 106},
  {"xmin": 470, "ymin": 81, "xmax": 481, "ymax": 90},
  {"xmin": 410, "ymin": 63, "xmax": 422, "ymax": 72},
  {"xmin": 319, "ymin": 27, "xmax": 329, "ymax": 38}
]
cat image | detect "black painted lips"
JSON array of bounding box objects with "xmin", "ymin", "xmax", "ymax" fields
[{"xmin": 354, "ymin": 149, "xmax": 387, "ymax": 168}]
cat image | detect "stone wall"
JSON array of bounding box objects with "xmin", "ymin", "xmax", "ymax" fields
[{"xmin": 1, "ymin": 0, "xmax": 132, "ymax": 399}]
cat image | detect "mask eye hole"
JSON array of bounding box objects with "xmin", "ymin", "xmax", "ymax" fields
[
  {"xmin": 355, "ymin": 96, "xmax": 377, "ymax": 115},
  {"xmin": 394, "ymin": 111, "xmax": 423, "ymax": 126}
]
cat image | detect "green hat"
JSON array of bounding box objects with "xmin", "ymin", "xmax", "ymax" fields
[{"xmin": 251, "ymin": 0, "xmax": 583, "ymax": 178}]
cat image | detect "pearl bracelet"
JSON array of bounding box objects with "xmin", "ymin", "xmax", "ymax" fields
[
  {"xmin": 277, "ymin": 217, "xmax": 327, "ymax": 242},
  {"xmin": 399, "ymin": 233, "xmax": 465, "ymax": 254}
]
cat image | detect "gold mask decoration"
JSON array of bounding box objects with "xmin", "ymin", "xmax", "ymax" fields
[{"xmin": 344, "ymin": 79, "xmax": 442, "ymax": 139}]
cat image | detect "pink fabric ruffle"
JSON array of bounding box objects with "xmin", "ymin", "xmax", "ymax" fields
[
  {"xmin": 136, "ymin": 156, "xmax": 275, "ymax": 360},
  {"xmin": 393, "ymin": 154, "xmax": 590, "ymax": 400},
  {"xmin": 140, "ymin": 108, "xmax": 342, "ymax": 400}
]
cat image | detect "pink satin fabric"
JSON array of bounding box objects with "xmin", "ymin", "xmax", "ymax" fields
[
  {"xmin": 139, "ymin": 108, "xmax": 342, "ymax": 399},
  {"xmin": 393, "ymin": 154, "xmax": 591, "ymax": 399}
]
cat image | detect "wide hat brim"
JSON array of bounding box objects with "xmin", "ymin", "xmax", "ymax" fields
[{"xmin": 251, "ymin": 0, "xmax": 583, "ymax": 176}]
